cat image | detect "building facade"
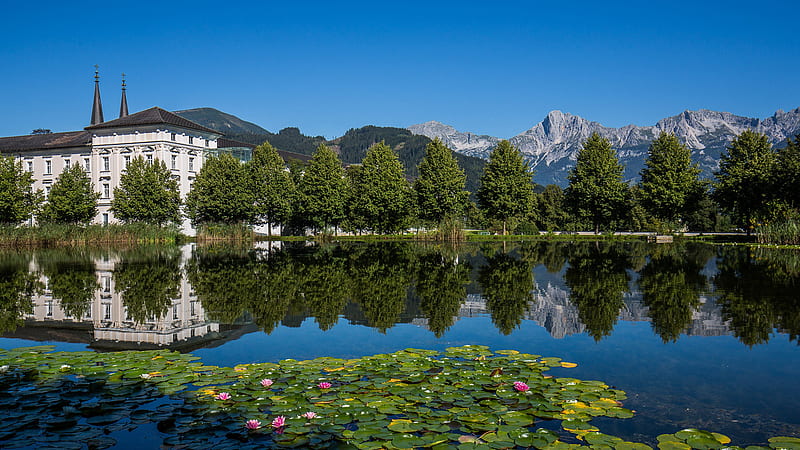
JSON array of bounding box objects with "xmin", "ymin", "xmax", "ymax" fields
[{"xmin": 0, "ymin": 71, "xmax": 221, "ymax": 235}]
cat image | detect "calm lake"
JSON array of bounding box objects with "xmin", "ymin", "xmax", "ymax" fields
[{"xmin": 1, "ymin": 240, "xmax": 799, "ymax": 448}]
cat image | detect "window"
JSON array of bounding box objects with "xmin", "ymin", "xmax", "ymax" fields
[
  {"xmin": 171, "ymin": 133, "xmax": 176, "ymax": 141},
  {"xmin": 26, "ymin": 161, "xmax": 33, "ymax": 172},
  {"xmin": 102, "ymin": 276, "xmax": 111, "ymax": 293},
  {"xmin": 64, "ymin": 159, "xmax": 70, "ymax": 170},
  {"xmin": 171, "ymin": 154, "xmax": 177, "ymax": 169},
  {"xmin": 103, "ymin": 213, "xmax": 109, "ymax": 225},
  {"xmin": 189, "ymin": 157, "xmax": 194, "ymax": 172},
  {"xmin": 124, "ymin": 155, "xmax": 130, "ymax": 168},
  {"xmin": 102, "ymin": 156, "xmax": 109, "ymax": 171},
  {"xmin": 84, "ymin": 158, "xmax": 90, "ymax": 171},
  {"xmin": 46, "ymin": 300, "xmax": 54, "ymax": 317},
  {"xmin": 205, "ymin": 139, "xmax": 209, "ymax": 147},
  {"xmin": 173, "ymin": 304, "xmax": 179, "ymax": 320},
  {"xmin": 147, "ymin": 154, "xmax": 153, "ymax": 164},
  {"xmin": 103, "ymin": 184, "xmax": 110, "ymax": 198},
  {"xmin": 103, "ymin": 303, "xmax": 111, "ymax": 320},
  {"xmin": 189, "ymin": 136, "xmax": 194, "ymax": 145},
  {"xmin": 45, "ymin": 186, "xmax": 51, "ymax": 197},
  {"xmin": 45, "ymin": 160, "xmax": 52, "ymax": 174}
]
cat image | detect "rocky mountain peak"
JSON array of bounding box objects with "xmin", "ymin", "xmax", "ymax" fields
[{"xmin": 408, "ymin": 107, "xmax": 800, "ymax": 186}]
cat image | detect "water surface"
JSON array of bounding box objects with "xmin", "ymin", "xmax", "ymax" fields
[{"xmin": 1, "ymin": 240, "xmax": 798, "ymax": 446}]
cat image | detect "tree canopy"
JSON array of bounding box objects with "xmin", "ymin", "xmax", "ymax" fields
[
  {"xmin": 0, "ymin": 154, "xmax": 42, "ymax": 225},
  {"xmin": 39, "ymin": 164, "xmax": 98, "ymax": 225},
  {"xmin": 248, "ymin": 142, "xmax": 295, "ymax": 235},
  {"xmin": 112, "ymin": 157, "xmax": 181, "ymax": 226},
  {"xmin": 414, "ymin": 138, "xmax": 469, "ymax": 225},
  {"xmin": 565, "ymin": 133, "xmax": 628, "ymax": 233},
  {"xmin": 297, "ymin": 143, "xmax": 348, "ymax": 233},
  {"xmin": 348, "ymin": 142, "xmax": 413, "ymax": 234},
  {"xmin": 185, "ymin": 153, "xmax": 253, "ymax": 225},
  {"xmin": 476, "ymin": 140, "xmax": 534, "ymax": 234},
  {"xmin": 713, "ymin": 130, "xmax": 775, "ymax": 231},
  {"xmin": 639, "ymin": 132, "xmax": 703, "ymax": 226}
]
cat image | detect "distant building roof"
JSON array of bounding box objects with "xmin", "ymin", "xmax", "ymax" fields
[
  {"xmin": 217, "ymin": 137, "xmax": 313, "ymax": 163},
  {"xmin": 0, "ymin": 130, "xmax": 92, "ymax": 152},
  {"xmin": 85, "ymin": 106, "xmax": 220, "ymax": 135}
]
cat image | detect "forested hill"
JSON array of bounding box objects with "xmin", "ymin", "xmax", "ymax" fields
[
  {"xmin": 175, "ymin": 108, "xmax": 489, "ymax": 193},
  {"xmin": 329, "ymin": 126, "xmax": 487, "ymax": 194}
]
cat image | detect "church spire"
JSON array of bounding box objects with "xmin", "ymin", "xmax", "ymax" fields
[
  {"xmin": 90, "ymin": 65, "xmax": 104, "ymax": 125},
  {"xmin": 119, "ymin": 73, "xmax": 129, "ymax": 118}
]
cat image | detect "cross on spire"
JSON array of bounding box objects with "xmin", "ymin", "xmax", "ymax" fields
[{"xmin": 90, "ymin": 65, "xmax": 104, "ymax": 125}]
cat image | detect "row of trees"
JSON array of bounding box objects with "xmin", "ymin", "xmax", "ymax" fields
[
  {"xmin": 2, "ymin": 129, "xmax": 798, "ymax": 234},
  {"xmin": 0, "ymin": 155, "xmax": 182, "ymax": 227}
]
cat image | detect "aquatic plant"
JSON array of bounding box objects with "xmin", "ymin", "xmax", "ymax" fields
[{"xmin": 0, "ymin": 345, "xmax": 795, "ymax": 449}]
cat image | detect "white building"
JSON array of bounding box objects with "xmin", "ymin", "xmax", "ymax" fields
[{"xmin": 0, "ymin": 70, "xmax": 222, "ymax": 235}]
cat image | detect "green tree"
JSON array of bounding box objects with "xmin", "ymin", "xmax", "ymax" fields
[
  {"xmin": 774, "ymin": 135, "xmax": 800, "ymax": 210},
  {"xmin": 0, "ymin": 155, "xmax": 42, "ymax": 224},
  {"xmin": 112, "ymin": 157, "xmax": 181, "ymax": 226},
  {"xmin": 348, "ymin": 142, "xmax": 413, "ymax": 234},
  {"xmin": 298, "ymin": 144, "xmax": 348, "ymax": 233},
  {"xmin": 713, "ymin": 130, "xmax": 776, "ymax": 233},
  {"xmin": 533, "ymin": 184, "xmax": 570, "ymax": 231},
  {"xmin": 39, "ymin": 164, "xmax": 99, "ymax": 225},
  {"xmin": 414, "ymin": 138, "xmax": 470, "ymax": 225},
  {"xmin": 476, "ymin": 140, "xmax": 534, "ymax": 235},
  {"xmin": 185, "ymin": 153, "xmax": 253, "ymax": 225},
  {"xmin": 249, "ymin": 142, "xmax": 294, "ymax": 236},
  {"xmin": 639, "ymin": 133, "xmax": 703, "ymax": 227},
  {"xmin": 565, "ymin": 133, "xmax": 629, "ymax": 233}
]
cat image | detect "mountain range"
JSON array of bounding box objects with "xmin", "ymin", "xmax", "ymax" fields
[
  {"xmin": 175, "ymin": 108, "xmax": 489, "ymax": 194},
  {"xmin": 176, "ymin": 106, "xmax": 800, "ymax": 189},
  {"xmin": 409, "ymin": 108, "xmax": 800, "ymax": 186}
]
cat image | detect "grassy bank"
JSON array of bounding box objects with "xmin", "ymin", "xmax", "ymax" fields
[{"xmin": 0, "ymin": 224, "xmax": 183, "ymax": 247}]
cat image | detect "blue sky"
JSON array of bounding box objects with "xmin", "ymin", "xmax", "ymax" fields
[{"xmin": 2, "ymin": 0, "xmax": 799, "ymax": 139}]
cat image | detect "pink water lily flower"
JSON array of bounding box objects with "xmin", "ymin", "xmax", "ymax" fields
[
  {"xmin": 513, "ymin": 381, "xmax": 529, "ymax": 392},
  {"xmin": 217, "ymin": 392, "xmax": 232, "ymax": 400},
  {"xmin": 301, "ymin": 411, "xmax": 318, "ymax": 419},
  {"xmin": 271, "ymin": 415, "xmax": 286, "ymax": 428},
  {"xmin": 317, "ymin": 382, "xmax": 332, "ymax": 389},
  {"xmin": 260, "ymin": 378, "xmax": 274, "ymax": 387},
  {"xmin": 245, "ymin": 419, "xmax": 261, "ymax": 430}
]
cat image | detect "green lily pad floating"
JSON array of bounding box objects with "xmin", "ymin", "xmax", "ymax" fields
[{"xmin": 0, "ymin": 345, "xmax": 795, "ymax": 449}]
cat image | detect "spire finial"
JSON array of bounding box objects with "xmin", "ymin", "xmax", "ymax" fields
[
  {"xmin": 119, "ymin": 72, "xmax": 129, "ymax": 118},
  {"xmin": 90, "ymin": 65, "xmax": 104, "ymax": 125}
]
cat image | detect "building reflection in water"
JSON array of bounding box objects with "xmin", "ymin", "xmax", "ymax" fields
[{"xmin": 18, "ymin": 245, "xmax": 221, "ymax": 351}]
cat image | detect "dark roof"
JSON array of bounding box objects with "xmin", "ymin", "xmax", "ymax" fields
[
  {"xmin": 217, "ymin": 138, "xmax": 313, "ymax": 163},
  {"xmin": 85, "ymin": 106, "xmax": 220, "ymax": 135},
  {"xmin": 0, "ymin": 130, "xmax": 91, "ymax": 152}
]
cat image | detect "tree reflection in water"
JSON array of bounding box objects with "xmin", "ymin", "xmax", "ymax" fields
[
  {"xmin": 563, "ymin": 242, "xmax": 631, "ymax": 341},
  {"xmin": 638, "ymin": 242, "xmax": 712, "ymax": 342},
  {"xmin": 477, "ymin": 244, "xmax": 535, "ymax": 335}
]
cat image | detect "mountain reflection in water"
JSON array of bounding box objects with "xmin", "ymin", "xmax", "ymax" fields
[
  {"xmin": 1, "ymin": 241, "xmax": 799, "ymax": 349},
  {"xmin": 1, "ymin": 240, "xmax": 800, "ymax": 445}
]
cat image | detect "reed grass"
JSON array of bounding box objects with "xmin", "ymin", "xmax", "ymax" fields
[
  {"xmin": 0, "ymin": 224, "xmax": 182, "ymax": 247},
  {"xmin": 756, "ymin": 220, "xmax": 800, "ymax": 245}
]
